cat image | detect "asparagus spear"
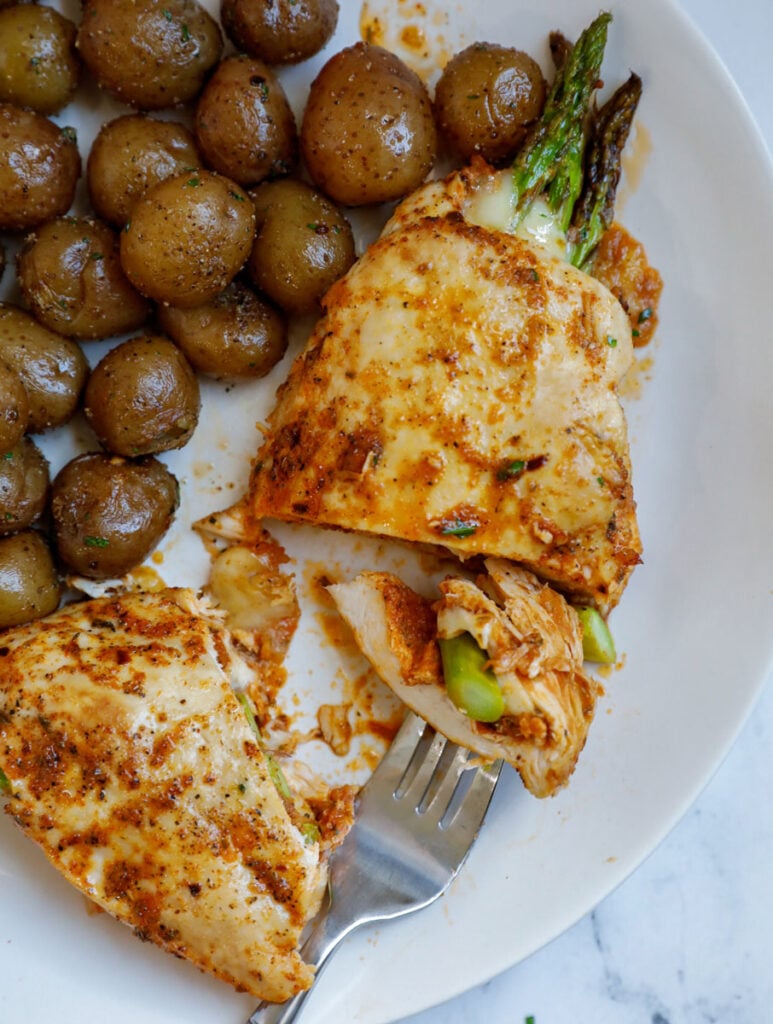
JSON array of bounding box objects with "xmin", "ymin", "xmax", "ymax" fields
[
  {"xmin": 511, "ymin": 11, "xmax": 611, "ymax": 225},
  {"xmin": 567, "ymin": 72, "xmax": 643, "ymax": 268}
]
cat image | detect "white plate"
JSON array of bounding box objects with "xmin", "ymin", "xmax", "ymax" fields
[{"xmin": 2, "ymin": 0, "xmax": 773, "ymax": 1022}]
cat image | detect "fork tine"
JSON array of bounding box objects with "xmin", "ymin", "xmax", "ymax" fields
[
  {"xmin": 418, "ymin": 742, "xmax": 470, "ymax": 820},
  {"xmin": 397, "ymin": 729, "xmax": 448, "ymax": 803},
  {"xmin": 442, "ymin": 759, "xmax": 503, "ymax": 837},
  {"xmin": 358, "ymin": 711, "xmax": 426, "ymax": 800}
]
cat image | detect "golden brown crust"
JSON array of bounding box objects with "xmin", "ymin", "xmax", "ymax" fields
[{"xmin": 249, "ymin": 167, "xmax": 641, "ymax": 612}]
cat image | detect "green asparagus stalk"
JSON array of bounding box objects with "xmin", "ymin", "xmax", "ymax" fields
[
  {"xmin": 567, "ymin": 72, "xmax": 643, "ymax": 268},
  {"xmin": 237, "ymin": 691, "xmax": 293, "ymax": 801},
  {"xmin": 511, "ymin": 12, "xmax": 611, "ymax": 225}
]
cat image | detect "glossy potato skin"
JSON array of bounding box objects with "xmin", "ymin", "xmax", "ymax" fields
[
  {"xmin": 0, "ymin": 103, "xmax": 80, "ymax": 231},
  {"xmin": 51, "ymin": 453, "xmax": 179, "ymax": 580},
  {"xmin": 0, "ymin": 4, "xmax": 80, "ymax": 115},
  {"xmin": 0, "ymin": 359, "xmax": 29, "ymax": 451},
  {"xmin": 434, "ymin": 43, "xmax": 546, "ymax": 164},
  {"xmin": 247, "ymin": 178, "xmax": 355, "ymax": 314},
  {"xmin": 194, "ymin": 55, "xmax": 297, "ymax": 186},
  {"xmin": 87, "ymin": 115, "xmax": 201, "ymax": 228},
  {"xmin": 221, "ymin": 0, "xmax": 339, "ymax": 65},
  {"xmin": 301, "ymin": 43, "xmax": 437, "ymax": 206},
  {"xmin": 17, "ymin": 217, "xmax": 151, "ymax": 341},
  {"xmin": 77, "ymin": 0, "xmax": 222, "ymax": 110},
  {"xmin": 120, "ymin": 170, "xmax": 255, "ymax": 307},
  {"xmin": 84, "ymin": 334, "xmax": 200, "ymax": 456},
  {"xmin": 157, "ymin": 279, "xmax": 287, "ymax": 378},
  {"xmin": 0, "ymin": 530, "xmax": 61, "ymax": 628},
  {"xmin": 0, "ymin": 303, "xmax": 89, "ymax": 432},
  {"xmin": 0, "ymin": 436, "xmax": 49, "ymax": 536}
]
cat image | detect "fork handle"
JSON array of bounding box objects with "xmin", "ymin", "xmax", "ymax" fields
[{"xmin": 247, "ymin": 903, "xmax": 354, "ymax": 1024}]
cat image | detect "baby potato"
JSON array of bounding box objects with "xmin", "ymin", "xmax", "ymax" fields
[
  {"xmin": 0, "ymin": 436, "xmax": 50, "ymax": 536},
  {"xmin": 194, "ymin": 55, "xmax": 297, "ymax": 186},
  {"xmin": 221, "ymin": 0, "xmax": 339, "ymax": 65},
  {"xmin": 17, "ymin": 217, "xmax": 151, "ymax": 341},
  {"xmin": 0, "ymin": 103, "xmax": 80, "ymax": 231},
  {"xmin": 87, "ymin": 115, "xmax": 201, "ymax": 228},
  {"xmin": 301, "ymin": 43, "xmax": 437, "ymax": 206},
  {"xmin": 0, "ymin": 359, "xmax": 29, "ymax": 452},
  {"xmin": 434, "ymin": 43, "xmax": 546, "ymax": 164},
  {"xmin": 84, "ymin": 334, "xmax": 200, "ymax": 456},
  {"xmin": 0, "ymin": 4, "xmax": 80, "ymax": 115},
  {"xmin": 0, "ymin": 530, "xmax": 61, "ymax": 628},
  {"xmin": 157, "ymin": 279, "xmax": 287, "ymax": 378},
  {"xmin": 51, "ymin": 453, "xmax": 180, "ymax": 580},
  {"xmin": 0, "ymin": 303, "xmax": 88, "ymax": 432},
  {"xmin": 120, "ymin": 170, "xmax": 255, "ymax": 307},
  {"xmin": 77, "ymin": 0, "xmax": 222, "ymax": 110},
  {"xmin": 247, "ymin": 178, "xmax": 355, "ymax": 314}
]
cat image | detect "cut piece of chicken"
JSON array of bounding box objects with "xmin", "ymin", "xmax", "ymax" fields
[
  {"xmin": 247, "ymin": 161, "xmax": 641, "ymax": 614},
  {"xmin": 0, "ymin": 589, "xmax": 326, "ymax": 1002},
  {"xmin": 328, "ymin": 559, "xmax": 600, "ymax": 798}
]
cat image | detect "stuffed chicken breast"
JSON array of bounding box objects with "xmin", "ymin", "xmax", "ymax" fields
[
  {"xmin": 329, "ymin": 558, "xmax": 599, "ymax": 798},
  {"xmin": 0, "ymin": 588, "xmax": 325, "ymax": 1002},
  {"xmin": 247, "ymin": 161, "xmax": 641, "ymax": 614}
]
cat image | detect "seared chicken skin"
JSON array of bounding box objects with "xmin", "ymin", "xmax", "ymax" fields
[
  {"xmin": 329, "ymin": 559, "xmax": 599, "ymax": 798},
  {"xmin": 0, "ymin": 589, "xmax": 325, "ymax": 1002},
  {"xmin": 248, "ymin": 162, "xmax": 641, "ymax": 613}
]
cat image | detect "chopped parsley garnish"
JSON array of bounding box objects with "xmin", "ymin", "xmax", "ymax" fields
[
  {"xmin": 637, "ymin": 307, "xmax": 653, "ymax": 323},
  {"xmin": 84, "ymin": 536, "xmax": 110, "ymax": 548},
  {"xmin": 180, "ymin": 22, "xmax": 191, "ymax": 41},
  {"xmin": 606, "ymin": 335, "xmax": 617, "ymax": 347},
  {"xmin": 497, "ymin": 458, "xmax": 526, "ymax": 480}
]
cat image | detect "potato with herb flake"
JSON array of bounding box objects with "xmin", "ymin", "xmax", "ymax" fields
[
  {"xmin": 0, "ymin": 4, "xmax": 80, "ymax": 114},
  {"xmin": 194, "ymin": 55, "xmax": 297, "ymax": 187},
  {"xmin": 247, "ymin": 178, "xmax": 355, "ymax": 314},
  {"xmin": 17, "ymin": 217, "xmax": 150, "ymax": 341},
  {"xmin": 77, "ymin": 0, "xmax": 222, "ymax": 110},
  {"xmin": 120, "ymin": 170, "xmax": 255, "ymax": 307},
  {"xmin": 0, "ymin": 103, "xmax": 80, "ymax": 231},
  {"xmin": 51, "ymin": 453, "xmax": 180, "ymax": 580}
]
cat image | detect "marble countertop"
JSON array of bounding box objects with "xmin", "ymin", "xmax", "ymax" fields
[{"xmin": 399, "ymin": 2, "xmax": 773, "ymax": 1022}]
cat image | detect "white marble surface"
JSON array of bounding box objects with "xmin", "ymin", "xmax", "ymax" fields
[{"xmin": 398, "ymin": 2, "xmax": 773, "ymax": 1022}]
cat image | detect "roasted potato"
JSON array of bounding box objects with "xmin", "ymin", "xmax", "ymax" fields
[
  {"xmin": 0, "ymin": 303, "xmax": 88, "ymax": 432},
  {"xmin": 0, "ymin": 3, "xmax": 80, "ymax": 115},
  {"xmin": 194, "ymin": 55, "xmax": 297, "ymax": 186},
  {"xmin": 157, "ymin": 279, "xmax": 287, "ymax": 378},
  {"xmin": 0, "ymin": 529, "xmax": 61, "ymax": 628},
  {"xmin": 120, "ymin": 170, "xmax": 255, "ymax": 307},
  {"xmin": 0, "ymin": 436, "xmax": 49, "ymax": 536},
  {"xmin": 433, "ymin": 43, "xmax": 546, "ymax": 164},
  {"xmin": 247, "ymin": 178, "xmax": 355, "ymax": 314},
  {"xmin": 51, "ymin": 453, "xmax": 179, "ymax": 580},
  {"xmin": 0, "ymin": 359, "xmax": 29, "ymax": 451},
  {"xmin": 77, "ymin": 0, "xmax": 222, "ymax": 110},
  {"xmin": 0, "ymin": 103, "xmax": 80, "ymax": 231},
  {"xmin": 221, "ymin": 0, "xmax": 339, "ymax": 65},
  {"xmin": 87, "ymin": 115, "xmax": 202, "ymax": 228},
  {"xmin": 84, "ymin": 334, "xmax": 200, "ymax": 456},
  {"xmin": 17, "ymin": 217, "xmax": 151, "ymax": 342},
  {"xmin": 301, "ymin": 43, "xmax": 437, "ymax": 206}
]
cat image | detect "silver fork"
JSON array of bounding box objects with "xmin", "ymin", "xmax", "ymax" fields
[{"xmin": 248, "ymin": 712, "xmax": 503, "ymax": 1024}]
